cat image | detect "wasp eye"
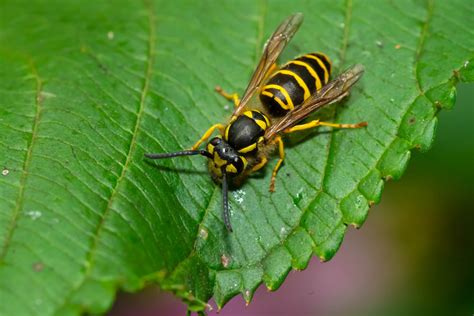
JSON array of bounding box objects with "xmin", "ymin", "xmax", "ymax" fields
[{"xmin": 210, "ymin": 137, "xmax": 221, "ymax": 145}]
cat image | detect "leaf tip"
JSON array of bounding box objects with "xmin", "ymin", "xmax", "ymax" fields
[{"xmin": 243, "ymin": 289, "xmax": 252, "ymax": 306}]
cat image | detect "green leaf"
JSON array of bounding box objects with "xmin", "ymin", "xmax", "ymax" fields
[{"xmin": 0, "ymin": 0, "xmax": 472, "ymax": 314}]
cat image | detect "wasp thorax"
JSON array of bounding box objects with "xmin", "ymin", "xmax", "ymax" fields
[{"xmin": 206, "ymin": 137, "xmax": 248, "ymax": 179}]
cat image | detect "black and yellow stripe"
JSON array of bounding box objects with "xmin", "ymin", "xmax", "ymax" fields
[{"xmin": 260, "ymin": 52, "xmax": 332, "ymax": 116}]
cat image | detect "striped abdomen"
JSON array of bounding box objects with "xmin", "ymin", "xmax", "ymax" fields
[{"xmin": 259, "ymin": 53, "xmax": 332, "ymax": 116}]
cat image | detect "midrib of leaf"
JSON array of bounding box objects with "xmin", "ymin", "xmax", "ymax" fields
[
  {"xmin": 59, "ymin": 0, "xmax": 156, "ymax": 306},
  {"xmin": 339, "ymin": 0, "xmax": 353, "ymax": 63},
  {"xmin": 0, "ymin": 59, "xmax": 42, "ymax": 261},
  {"xmin": 183, "ymin": 0, "xmax": 272, "ymax": 258},
  {"xmin": 320, "ymin": 0, "xmax": 353, "ymax": 192}
]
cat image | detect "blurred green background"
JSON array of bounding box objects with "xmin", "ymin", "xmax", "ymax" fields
[{"xmin": 109, "ymin": 84, "xmax": 473, "ymax": 315}]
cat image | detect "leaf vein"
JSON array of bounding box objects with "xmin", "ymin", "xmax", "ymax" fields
[{"xmin": 0, "ymin": 59, "xmax": 44, "ymax": 261}]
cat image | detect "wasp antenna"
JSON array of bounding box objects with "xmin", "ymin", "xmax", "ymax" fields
[
  {"xmin": 222, "ymin": 171, "xmax": 233, "ymax": 232},
  {"xmin": 144, "ymin": 150, "xmax": 211, "ymax": 159}
]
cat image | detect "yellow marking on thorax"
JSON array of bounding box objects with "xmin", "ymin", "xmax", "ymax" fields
[
  {"xmin": 275, "ymin": 69, "xmax": 310, "ymax": 100},
  {"xmin": 240, "ymin": 156, "xmax": 248, "ymax": 170},
  {"xmin": 224, "ymin": 125, "xmax": 230, "ymax": 141},
  {"xmin": 243, "ymin": 111, "xmax": 253, "ymax": 119},
  {"xmin": 238, "ymin": 142, "xmax": 257, "ymax": 153},
  {"xmin": 251, "ymin": 110, "xmax": 270, "ymax": 125},
  {"xmin": 255, "ymin": 119, "xmax": 267, "ymax": 130},
  {"xmin": 262, "ymin": 113, "xmax": 271, "ymax": 127}
]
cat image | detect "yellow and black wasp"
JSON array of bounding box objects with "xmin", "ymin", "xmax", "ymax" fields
[{"xmin": 145, "ymin": 13, "xmax": 367, "ymax": 232}]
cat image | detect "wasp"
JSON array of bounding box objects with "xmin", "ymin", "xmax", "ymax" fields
[{"xmin": 145, "ymin": 13, "xmax": 367, "ymax": 232}]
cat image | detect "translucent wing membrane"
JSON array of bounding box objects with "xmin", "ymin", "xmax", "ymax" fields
[
  {"xmin": 264, "ymin": 64, "xmax": 365, "ymax": 140},
  {"xmin": 232, "ymin": 13, "xmax": 304, "ymax": 117}
]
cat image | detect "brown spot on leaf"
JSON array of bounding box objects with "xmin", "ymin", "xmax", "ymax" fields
[
  {"xmin": 221, "ymin": 254, "xmax": 230, "ymax": 268},
  {"xmin": 32, "ymin": 262, "xmax": 44, "ymax": 272}
]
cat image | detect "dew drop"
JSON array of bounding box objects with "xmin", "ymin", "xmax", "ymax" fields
[
  {"xmin": 293, "ymin": 190, "xmax": 303, "ymax": 206},
  {"xmin": 39, "ymin": 91, "xmax": 56, "ymax": 99},
  {"xmin": 355, "ymin": 195, "xmax": 364, "ymax": 207},
  {"xmin": 232, "ymin": 189, "xmax": 246, "ymax": 204},
  {"xmin": 107, "ymin": 31, "xmax": 114, "ymax": 40},
  {"xmin": 280, "ymin": 226, "xmax": 287, "ymax": 238},
  {"xmin": 244, "ymin": 289, "xmax": 251, "ymax": 300},
  {"xmin": 2, "ymin": 167, "xmax": 9, "ymax": 176},
  {"xmin": 199, "ymin": 227, "xmax": 208, "ymax": 240},
  {"xmin": 26, "ymin": 210, "xmax": 42, "ymax": 220},
  {"xmin": 464, "ymin": 60, "xmax": 470, "ymax": 68}
]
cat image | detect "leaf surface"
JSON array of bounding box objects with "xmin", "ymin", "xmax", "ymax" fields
[{"xmin": 0, "ymin": 0, "xmax": 473, "ymax": 314}]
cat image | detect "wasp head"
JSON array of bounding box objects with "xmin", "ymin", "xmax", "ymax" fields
[{"xmin": 206, "ymin": 137, "xmax": 247, "ymax": 180}]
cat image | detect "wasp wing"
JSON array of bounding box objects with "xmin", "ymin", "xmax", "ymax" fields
[
  {"xmin": 232, "ymin": 13, "xmax": 304, "ymax": 117},
  {"xmin": 264, "ymin": 64, "xmax": 365, "ymax": 141}
]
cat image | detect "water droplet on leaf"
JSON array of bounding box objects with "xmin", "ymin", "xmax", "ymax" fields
[{"xmin": 26, "ymin": 210, "xmax": 42, "ymax": 220}]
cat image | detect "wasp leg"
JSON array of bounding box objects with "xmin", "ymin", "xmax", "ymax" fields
[
  {"xmin": 284, "ymin": 120, "xmax": 368, "ymax": 133},
  {"xmin": 269, "ymin": 136, "xmax": 285, "ymax": 192},
  {"xmin": 191, "ymin": 123, "xmax": 226, "ymax": 150},
  {"xmin": 215, "ymin": 86, "xmax": 241, "ymax": 108},
  {"xmin": 250, "ymin": 156, "xmax": 268, "ymax": 173},
  {"xmin": 214, "ymin": 63, "xmax": 278, "ymax": 108}
]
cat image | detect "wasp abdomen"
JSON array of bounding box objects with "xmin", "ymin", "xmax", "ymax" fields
[
  {"xmin": 260, "ymin": 52, "xmax": 332, "ymax": 116},
  {"xmin": 224, "ymin": 110, "xmax": 271, "ymax": 154}
]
